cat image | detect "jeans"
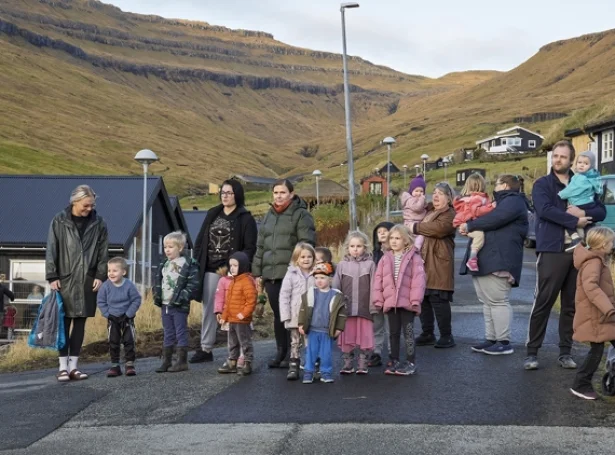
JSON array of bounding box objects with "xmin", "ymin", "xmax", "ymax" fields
[
  {"xmin": 162, "ymin": 306, "xmax": 189, "ymax": 347},
  {"xmin": 420, "ymin": 293, "xmax": 452, "ymax": 337}
]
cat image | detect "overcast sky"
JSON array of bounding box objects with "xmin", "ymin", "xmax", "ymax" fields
[{"xmin": 107, "ymin": 0, "xmax": 614, "ymax": 78}]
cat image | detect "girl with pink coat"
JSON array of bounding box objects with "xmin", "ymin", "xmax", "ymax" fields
[
  {"xmin": 372, "ymin": 225, "xmax": 426, "ymax": 376},
  {"xmin": 400, "ymin": 174, "xmax": 427, "ymax": 250}
]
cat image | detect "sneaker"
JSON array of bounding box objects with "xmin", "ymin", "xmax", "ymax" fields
[
  {"xmin": 356, "ymin": 354, "xmax": 369, "ymax": 375},
  {"xmin": 483, "ymin": 342, "xmax": 514, "ymax": 356},
  {"xmin": 340, "ymin": 355, "xmax": 355, "ymax": 375},
  {"xmin": 107, "ymin": 365, "xmax": 122, "ymax": 378},
  {"xmin": 189, "ymin": 349, "xmax": 213, "ymax": 364},
  {"xmin": 415, "ymin": 332, "xmax": 436, "ymax": 346},
  {"xmin": 302, "ymin": 371, "xmax": 314, "ymax": 384},
  {"xmin": 368, "ymin": 353, "xmax": 382, "ymax": 367},
  {"xmin": 395, "ymin": 361, "xmax": 417, "ymax": 376},
  {"xmin": 320, "ymin": 373, "xmax": 334, "ymax": 383},
  {"xmin": 125, "ymin": 365, "xmax": 136, "ymax": 376},
  {"xmin": 471, "ymin": 340, "xmax": 496, "ymax": 353},
  {"xmin": 435, "ymin": 335, "xmax": 456, "ymax": 348},
  {"xmin": 466, "ymin": 257, "xmax": 479, "ymax": 272},
  {"xmin": 558, "ymin": 355, "xmax": 577, "ymax": 369},
  {"xmin": 570, "ymin": 387, "xmax": 599, "ymax": 400},
  {"xmin": 524, "ymin": 355, "xmax": 539, "ymax": 370},
  {"xmin": 384, "ymin": 360, "xmax": 398, "ymax": 375},
  {"xmin": 565, "ymin": 238, "xmax": 582, "ymax": 253}
]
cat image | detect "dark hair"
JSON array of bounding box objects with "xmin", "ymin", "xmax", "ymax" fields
[
  {"xmin": 220, "ymin": 179, "xmax": 245, "ymax": 207},
  {"xmin": 496, "ymin": 174, "xmax": 521, "ymax": 192},
  {"xmin": 272, "ymin": 179, "xmax": 294, "ymax": 193},
  {"xmin": 552, "ymin": 140, "xmax": 576, "ymax": 162},
  {"xmin": 315, "ymin": 247, "xmax": 333, "ymax": 263}
]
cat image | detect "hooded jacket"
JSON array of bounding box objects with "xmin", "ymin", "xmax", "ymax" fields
[
  {"xmin": 252, "ymin": 195, "xmax": 316, "ymax": 280},
  {"xmin": 153, "ymin": 255, "xmax": 200, "ymax": 313},
  {"xmin": 372, "ymin": 221, "xmax": 394, "ymax": 265},
  {"xmin": 558, "ymin": 169, "xmax": 602, "ymax": 207},
  {"xmin": 279, "ymin": 264, "xmax": 315, "ymax": 329},
  {"xmin": 572, "ymin": 245, "xmax": 615, "ymax": 343},
  {"xmin": 332, "ymin": 253, "xmax": 376, "ymax": 320},
  {"xmin": 400, "ymin": 192, "xmax": 427, "ymax": 225},
  {"xmin": 222, "ymin": 252, "xmax": 257, "ymax": 324},
  {"xmin": 298, "ymin": 287, "xmax": 347, "ymax": 338},
  {"xmin": 452, "ymin": 192, "xmax": 494, "ymax": 227},
  {"xmin": 45, "ymin": 208, "xmax": 109, "ymax": 318},
  {"xmin": 214, "ymin": 266, "xmax": 232, "ymax": 314}
]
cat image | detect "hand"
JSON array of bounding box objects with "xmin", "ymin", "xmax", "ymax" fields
[
  {"xmin": 334, "ymin": 330, "xmax": 342, "ymax": 338},
  {"xmin": 216, "ymin": 314, "xmax": 222, "ymax": 323},
  {"xmin": 577, "ymin": 217, "xmax": 592, "ymax": 228},
  {"xmin": 492, "ymin": 201, "xmax": 497, "ymax": 208},
  {"xmin": 298, "ymin": 326, "xmax": 305, "ymax": 336},
  {"xmin": 255, "ymin": 277, "xmax": 262, "ymax": 289},
  {"xmin": 237, "ymin": 312, "xmax": 244, "ymax": 320},
  {"xmin": 219, "ymin": 318, "xmax": 225, "ymax": 325},
  {"xmin": 567, "ymin": 206, "xmax": 586, "ymax": 218},
  {"xmin": 93, "ymin": 279, "xmax": 103, "ymax": 292},
  {"xmin": 50, "ymin": 280, "xmax": 61, "ymax": 290},
  {"xmin": 459, "ymin": 223, "xmax": 468, "ymax": 235}
]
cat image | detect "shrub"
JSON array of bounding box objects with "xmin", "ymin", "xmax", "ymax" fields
[{"xmin": 298, "ymin": 145, "xmax": 319, "ymax": 158}]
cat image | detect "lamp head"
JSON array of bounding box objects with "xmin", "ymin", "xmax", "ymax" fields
[
  {"xmin": 341, "ymin": 2, "xmax": 360, "ymax": 9},
  {"xmin": 312, "ymin": 169, "xmax": 322, "ymax": 177},
  {"xmin": 420, "ymin": 154, "xmax": 429, "ymax": 161},
  {"xmin": 134, "ymin": 149, "xmax": 159, "ymax": 165},
  {"xmin": 382, "ymin": 136, "xmax": 396, "ymax": 145}
]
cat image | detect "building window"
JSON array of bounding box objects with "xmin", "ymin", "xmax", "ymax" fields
[
  {"xmin": 501, "ymin": 138, "xmax": 507, "ymax": 146},
  {"xmin": 369, "ymin": 182, "xmax": 382, "ymax": 195},
  {"xmin": 602, "ymin": 130, "xmax": 614, "ymax": 163},
  {"xmin": 8, "ymin": 260, "xmax": 47, "ymax": 331},
  {"xmin": 528, "ymin": 140, "xmax": 537, "ymax": 148}
]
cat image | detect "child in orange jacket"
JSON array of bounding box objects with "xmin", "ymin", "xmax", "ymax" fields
[
  {"xmin": 453, "ymin": 173, "xmax": 495, "ymax": 272},
  {"xmin": 218, "ymin": 252, "xmax": 257, "ymax": 376}
]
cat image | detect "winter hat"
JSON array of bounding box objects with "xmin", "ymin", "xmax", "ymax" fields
[
  {"xmin": 312, "ymin": 262, "xmax": 334, "ymax": 277},
  {"xmin": 228, "ymin": 251, "xmax": 250, "ymax": 276},
  {"xmin": 578, "ymin": 150, "xmax": 596, "ymax": 171},
  {"xmin": 409, "ymin": 175, "xmax": 426, "ymax": 194}
]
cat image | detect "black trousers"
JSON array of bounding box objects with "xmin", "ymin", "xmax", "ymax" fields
[
  {"xmin": 265, "ymin": 280, "xmax": 290, "ymax": 356},
  {"xmin": 108, "ymin": 316, "xmax": 136, "ymax": 364},
  {"xmin": 420, "ymin": 293, "xmax": 452, "ymax": 337},
  {"xmin": 59, "ymin": 317, "xmax": 87, "ymax": 357},
  {"xmin": 573, "ymin": 341, "xmax": 615, "ymax": 391},
  {"xmin": 527, "ymin": 252, "xmax": 577, "ymax": 356},
  {"xmin": 389, "ymin": 309, "xmax": 416, "ymax": 362}
]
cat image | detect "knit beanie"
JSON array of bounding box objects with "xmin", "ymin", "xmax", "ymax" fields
[
  {"xmin": 409, "ymin": 175, "xmax": 426, "ymax": 194},
  {"xmin": 578, "ymin": 150, "xmax": 596, "ymax": 171}
]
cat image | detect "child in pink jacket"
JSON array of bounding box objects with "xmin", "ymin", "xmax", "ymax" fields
[
  {"xmin": 400, "ymin": 175, "xmax": 426, "ymax": 250},
  {"xmin": 453, "ymin": 173, "xmax": 495, "ymax": 272},
  {"xmin": 372, "ymin": 225, "xmax": 426, "ymax": 376}
]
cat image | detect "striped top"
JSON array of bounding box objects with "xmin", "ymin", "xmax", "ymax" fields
[{"xmin": 394, "ymin": 253, "xmax": 403, "ymax": 282}]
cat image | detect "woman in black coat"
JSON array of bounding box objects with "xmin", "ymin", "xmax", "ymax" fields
[{"xmin": 190, "ymin": 179, "xmax": 258, "ymax": 363}]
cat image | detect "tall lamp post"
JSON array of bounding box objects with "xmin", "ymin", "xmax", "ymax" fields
[
  {"xmin": 341, "ymin": 2, "xmax": 360, "ymax": 230},
  {"xmin": 403, "ymin": 164, "xmax": 408, "ymax": 187},
  {"xmin": 383, "ymin": 136, "xmax": 396, "ymax": 221},
  {"xmin": 421, "ymin": 154, "xmax": 429, "ymax": 179},
  {"xmin": 312, "ymin": 169, "xmax": 322, "ymax": 207},
  {"xmin": 443, "ymin": 157, "xmax": 450, "ymax": 182},
  {"xmin": 134, "ymin": 149, "xmax": 159, "ymax": 291},
  {"xmin": 414, "ymin": 164, "xmax": 420, "ymax": 176}
]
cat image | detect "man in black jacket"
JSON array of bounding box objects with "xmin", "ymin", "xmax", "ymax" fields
[{"xmin": 190, "ymin": 180, "xmax": 258, "ymax": 363}]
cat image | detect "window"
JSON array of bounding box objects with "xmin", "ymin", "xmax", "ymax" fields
[
  {"xmin": 369, "ymin": 182, "xmax": 383, "ymax": 195},
  {"xmin": 528, "ymin": 140, "xmax": 537, "ymax": 149},
  {"xmin": 9, "ymin": 260, "xmax": 46, "ymax": 300},
  {"xmin": 501, "ymin": 138, "xmax": 507, "ymax": 146},
  {"xmin": 602, "ymin": 130, "xmax": 614, "ymax": 163}
]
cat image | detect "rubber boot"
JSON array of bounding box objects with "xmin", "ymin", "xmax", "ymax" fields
[
  {"xmin": 155, "ymin": 347, "xmax": 174, "ymax": 373},
  {"xmin": 287, "ymin": 359, "xmax": 300, "ymax": 381},
  {"xmin": 168, "ymin": 347, "xmax": 189, "ymax": 372}
]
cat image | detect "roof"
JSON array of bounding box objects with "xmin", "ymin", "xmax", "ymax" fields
[
  {"xmin": 0, "ymin": 175, "xmax": 186, "ymax": 248},
  {"xmin": 232, "ymin": 174, "xmax": 278, "ymax": 185},
  {"xmin": 376, "ymin": 161, "xmax": 401, "ymax": 172},
  {"xmin": 565, "ymin": 116, "xmax": 615, "ymax": 137},
  {"xmin": 360, "ymin": 174, "xmax": 386, "ymax": 183},
  {"xmin": 476, "ymin": 125, "xmax": 544, "ymax": 145},
  {"xmin": 297, "ymin": 179, "xmax": 349, "ymax": 202},
  {"xmin": 183, "ymin": 210, "xmax": 208, "ymax": 244}
]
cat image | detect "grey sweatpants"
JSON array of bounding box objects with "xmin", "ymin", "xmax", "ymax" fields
[
  {"xmin": 472, "ymin": 274, "xmax": 512, "ymax": 342},
  {"xmin": 228, "ymin": 323, "xmax": 253, "ymax": 362},
  {"xmin": 372, "ymin": 311, "xmax": 389, "ymax": 355},
  {"xmin": 200, "ymin": 272, "xmax": 220, "ymax": 352}
]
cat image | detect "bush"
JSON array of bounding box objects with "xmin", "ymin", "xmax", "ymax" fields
[
  {"xmin": 298, "ymin": 145, "xmax": 320, "ymax": 158},
  {"xmin": 312, "ymin": 204, "xmax": 349, "ymax": 247}
]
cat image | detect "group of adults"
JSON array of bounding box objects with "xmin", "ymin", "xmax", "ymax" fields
[{"xmin": 46, "ymin": 139, "xmax": 603, "ymax": 378}]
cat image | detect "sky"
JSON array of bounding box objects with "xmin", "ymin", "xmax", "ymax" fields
[{"xmin": 107, "ymin": 0, "xmax": 614, "ymax": 78}]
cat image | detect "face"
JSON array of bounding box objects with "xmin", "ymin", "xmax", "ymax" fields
[
  {"xmin": 576, "ymin": 156, "xmax": 591, "ymax": 173},
  {"xmin": 348, "ymin": 237, "xmax": 366, "ymax": 258},
  {"xmin": 107, "ymin": 263, "xmax": 126, "ymax": 284},
  {"xmin": 72, "ymin": 196, "xmax": 95, "ymax": 217},
  {"xmin": 220, "ymin": 184, "xmax": 237, "ymax": 207},
  {"xmin": 551, "ymin": 145, "xmax": 573, "ymax": 174},
  {"xmin": 273, "ymin": 184, "xmax": 293, "ymax": 205},
  {"xmin": 432, "ymin": 188, "xmax": 449, "ymax": 210},
  {"xmin": 164, "ymin": 240, "xmax": 181, "ymax": 260},
  {"xmin": 297, "ymin": 250, "xmax": 314, "ymax": 270},
  {"xmin": 315, "ymin": 252, "xmax": 325, "ymax": 264},
  {"xmin": 33, "ymin": 286, "xmax": 41, "ymax": 294},
  {"xmin": 494, "ymin": 181, "xmax": 509, "ymax": 192},
  {"xmin": 376, "ymin": 227, "xmax": 389, "ymax": 243},
  {"xmin": 388, "ymin": 230, "xmax": 407, "ymax": 253},
  {"xmin": 229, "ymin": 259, "xmax": 239, "ymax": 276},
  {"xmin": 314, "ymin": 274, "xmax": 331, "ymax": 290},
  {"xmin": 411, "ymin": 187, "xmax": 425, "ymax": 197}
]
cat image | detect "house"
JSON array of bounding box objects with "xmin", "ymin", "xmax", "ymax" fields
[
  {"xmin": 183, "ymin": 209, "xmax": 208, "ymax": 246},
  {"xmin": 566, "ymin": 117, "xmax": 615, "ymax": 174},
  {"xmin": 297, "ymin": 179, "xmax": 349, "ymax": 206},
  {"xmin": 476, "ymin": 125, "xmax": 544, "ymax": 154},
  {"xmin": 361, "ymin": 175, "xmax": 387, "ymax": 196},
  {"xmin": 0, "ymin": 175, "xmax": 191, "ymax": 332},
  {"xmin": 376, "ymin": 161, "xmax": 401, "ymax": 176},
  {"xmin": 231, "ymin": 174, "xmax": 278, "ymax": 191},
  {"xmin": 425, "ymin": 158, "xmax": 444, "ymax": 172},
  {"xmin": 456, "ymin": 168, "xmax": 486, "ymax": 187}
]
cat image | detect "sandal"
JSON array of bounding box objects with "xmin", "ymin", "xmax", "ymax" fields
[
  {"xmin": 68, "ymin": 369, "xmax": 88, "ymax": 380},
  {"xmin": 57, "ymin": 370, "xmax": 70, "ymax": 382}
]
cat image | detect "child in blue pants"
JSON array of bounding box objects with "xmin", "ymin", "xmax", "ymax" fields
[{"xmin": 298, "ymin": 262, "xmax": 347, "ymax": 384}]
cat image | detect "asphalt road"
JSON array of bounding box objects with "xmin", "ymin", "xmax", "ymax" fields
[{"xmin": 2, "ymin": 239, "xmax": 614, "ymax": 455}]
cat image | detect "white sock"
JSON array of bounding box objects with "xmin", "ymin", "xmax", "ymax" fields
[
  {"xmin": 59, "ymin": 356, "xmax": 68, "ymax": 372},
  {"xmin": 68, "ymin": 356, "xmax": 78, "ymax": 371}
]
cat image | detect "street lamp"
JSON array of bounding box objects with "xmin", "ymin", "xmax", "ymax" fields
[
  {"xmin": 383, "ymin": 136, "xmax": 396, "ymax": 221},
  {"xmin": 340, "ymin": 163, "xmax": 345, "ymax": 179},
  {"xmin": 421, "ymin": 154, "xmax": 429, "ymax": 179},
  {"xmin": 414, "ymin": 164, "xmax": 420, "ymax": 176},
  {"xmin": 341, "ymin": 2, "xmax": 360, "ymax": 230},
  {"xmin": 312, "ymin": 169, "xmax": 322, "ymax": 207},
  {"xmin": 443, "ymin": 157, "xmax": 450, "ymax": 182},
  {"xmin": 134, "ymin": 149, "xmax": 159, "ymax": 292},
  {"xmin": 403, "ymin": 164, "xmax": 408, "ymax": 187}
]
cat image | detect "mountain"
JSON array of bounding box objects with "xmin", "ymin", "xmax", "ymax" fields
[{"xmin": 0, "ymin": 0, "xmax": 490, "ymax": 193}]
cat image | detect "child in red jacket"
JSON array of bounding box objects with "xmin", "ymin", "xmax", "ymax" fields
[{"xmin": 453, "ymin": 173, "xmax": 495, "ymax": 272}]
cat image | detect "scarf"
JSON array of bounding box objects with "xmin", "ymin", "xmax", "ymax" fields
[{"xmin": 273, "ymin": 198, "xmax": 293, "ymax": 214}]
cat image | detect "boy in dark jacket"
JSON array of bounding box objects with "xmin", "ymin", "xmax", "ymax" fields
[
  {"xmin": 154, "ymin": 231, "xmax": 200, "ymax": 373},
  {"xmin": 97, "ymin": 257, "xmax": 142, "ymax": 377}
]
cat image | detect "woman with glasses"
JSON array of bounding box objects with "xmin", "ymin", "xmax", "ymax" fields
[{"xmin": 191, "ymin": 179, "xmax": 258, "ymax": 363}]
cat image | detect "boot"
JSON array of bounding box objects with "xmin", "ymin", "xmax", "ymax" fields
[
  {"xmin": 155, "ymin": 347, "xmax": 174, "ymax": 373},
  {"xmin": 279, "ymin": 351, "xmax": 290, "ymax": 369},
  {"xmin": 218, "ymin": 359, "xmax": 237, "ymax": 374},
  {"xmin": 268, "ymin": 348, "xmax": 285, "ymax": 368},
  {"xmin": 356, "ymin": 351, "xmax": 369, "ymax": 375},
  {"xmin": 238, "ymin": 361, "xmax": 252, "ymax": 376},
  {"xmin": 168, "ymin": 347, "xmax": 189, "ymax": 372},
  {"xmin": 287, "ymin": 359, "xmax": 300, "ymax": 381},
  {"xmin": 340, "ymin": 352, "xmax": 355, "ymax": 374}
]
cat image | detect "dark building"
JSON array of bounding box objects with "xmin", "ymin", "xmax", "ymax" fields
[
  {"xmin": 476, "ymin": 126, "xmax": 544, "ymax": 154},
  {"xmin": 456, "ymin": 168, "xmax": 487, "ymax": 187}
]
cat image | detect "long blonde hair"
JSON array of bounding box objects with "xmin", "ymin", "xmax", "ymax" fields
[
  {"xmin": 460, "ymin": 173, "xmax": 486, "ymax": 197},
  {"xmin": 343, "ymin": 230, "xmax": 372, "ymax": 255}
]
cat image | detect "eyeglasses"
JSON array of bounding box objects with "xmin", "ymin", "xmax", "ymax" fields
[{"xmin": 220, "ymin": 192, "xmax": 234, "ymax": 197}]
